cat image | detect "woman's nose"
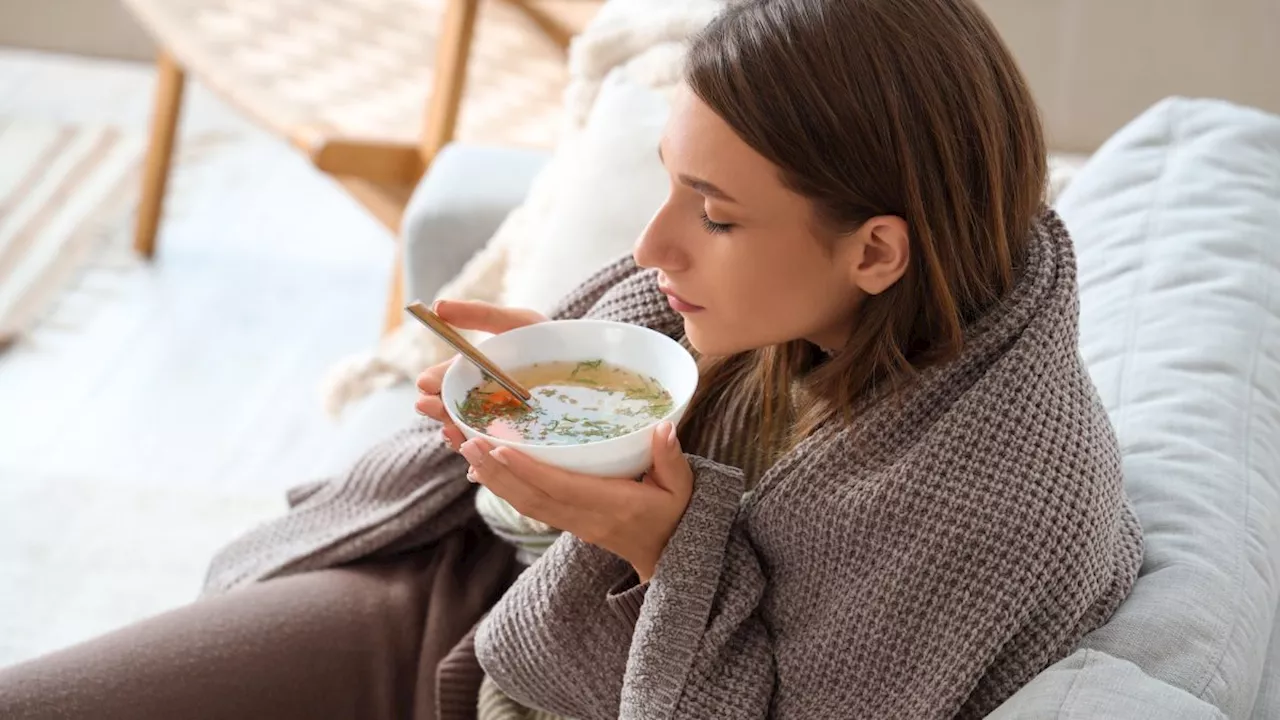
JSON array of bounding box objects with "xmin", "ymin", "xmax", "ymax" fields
[{"xmin": 633, "ymin": 205, "xmax": 685, "ymax": 272}]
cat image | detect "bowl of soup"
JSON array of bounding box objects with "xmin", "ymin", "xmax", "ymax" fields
[{"xmin": 441, "ymin": 319, "xmax": 699, "ymax": 477}]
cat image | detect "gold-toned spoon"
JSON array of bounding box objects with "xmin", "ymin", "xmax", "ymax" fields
[{"xmin": 404, "ymin": 300, "xmax": 534, "ymax": 409}]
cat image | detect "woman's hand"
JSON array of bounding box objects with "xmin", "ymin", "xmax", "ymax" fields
[
  {"xmin": 414, "ymin": 299, "xmax": 547, "ymax": 450},
  {"xmin": 460, "ymin": 421, "xmax": 694, "ymax": 582}
]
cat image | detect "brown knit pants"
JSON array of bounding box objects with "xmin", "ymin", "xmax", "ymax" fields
[{"xmin": 0, "ymin": 520, "xmax": 519, "ymax": 720}]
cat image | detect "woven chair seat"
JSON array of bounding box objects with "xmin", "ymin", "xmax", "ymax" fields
[{"xmin": 123, "ymin": 0, "xmax": 572, "ymax": 149}]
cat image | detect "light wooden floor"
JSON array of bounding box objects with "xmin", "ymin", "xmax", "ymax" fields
[{"xmin": 0, "ymin": 49, "xmax": 406, "ymax": 666}]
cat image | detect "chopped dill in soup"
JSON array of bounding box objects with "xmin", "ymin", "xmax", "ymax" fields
[{"xmin": 456, "ymin": 359, "xmax": 674, "ymax": 445}]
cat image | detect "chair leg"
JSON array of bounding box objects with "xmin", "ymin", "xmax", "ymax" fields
[
  {"xmin": 134, "ymin": 50, "xmax": 187, "ymax": 259},
  {"xmin": 421, "ymin": 0, "xmax": 480, "ymax": 165},
  {"xmin": 383, "ymin": 249, "xmax": 407, "ymax": 334}
]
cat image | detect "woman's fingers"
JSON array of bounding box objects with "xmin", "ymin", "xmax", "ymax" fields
[
  {"xmin": 645, "ymin": 421, "xmax": 693, "ymax": 496},
  {"xmin": 415, "ymin": 358, "xmax": 459, "ymax": 441},
  {"xmin": 442, "ymin": 425, "xmax": 464, "ymax": 451},
  {"xmin": 462, "ymin": 439, "xmax": 563, "ymax": 525},
  {"xmin": 415, "ymin": 393, "xmax": 445, "ymax": 420},
  {"xmin": 489, "ymin": 446, "xmax": 630, "ymax": 506},
  {"xmin": 415, "ymin": 358, "xmax": 453, "ymax": 395},
  {"xmin": 414, "ymin": 393, "xmax": 463, "ymax": 449},
  {"xmin": 433, "ymin": 299, "xmax": 547, "ymax": 334}
]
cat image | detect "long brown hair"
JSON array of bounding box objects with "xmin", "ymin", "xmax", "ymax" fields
[{"xmin": 678, "ymin": 0, "xmax": 1047, "ymax": 457}]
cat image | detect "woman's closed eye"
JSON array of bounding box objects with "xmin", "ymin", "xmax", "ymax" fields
[{"xmin": 700, "ymin": 211, "xmax": 734, "ymax": 235}]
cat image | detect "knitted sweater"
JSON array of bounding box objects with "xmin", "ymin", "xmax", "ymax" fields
[
  {"xmin": 205, "ymin": 209, "xmax": 1141, "ymax": 718},
  {"xmin": 474, "ymin": 209, "xmax": 1144, "ymax": 719}
]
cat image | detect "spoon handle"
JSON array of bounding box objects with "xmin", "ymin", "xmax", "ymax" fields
[{"xmin": 404, "ymin": 301, "xmax": 533, "ymax": 405}]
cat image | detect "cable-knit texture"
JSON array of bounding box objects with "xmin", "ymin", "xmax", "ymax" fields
[{"xmin": 475, "ymin": 209, "xmax": 1144, "ymax": 719}]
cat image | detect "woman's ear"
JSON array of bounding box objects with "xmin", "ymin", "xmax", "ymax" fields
[{"xmin": 849, "ymin": 215, "xmax": 909, "ymax": 295}]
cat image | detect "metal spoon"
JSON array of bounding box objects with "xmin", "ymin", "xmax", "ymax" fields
[{"xmin": 404, "ymin": 300, "xmax": 534, "ymax": 409}]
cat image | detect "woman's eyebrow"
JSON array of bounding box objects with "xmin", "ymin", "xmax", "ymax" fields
[{"xmin": 658, "ymin": 145, "xmax": 739, "ymax": 204}]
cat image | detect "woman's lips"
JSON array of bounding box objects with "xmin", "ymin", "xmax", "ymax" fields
[{"xmin": 659, "ymin": 285, "xmax": 704, "ymax": 313}]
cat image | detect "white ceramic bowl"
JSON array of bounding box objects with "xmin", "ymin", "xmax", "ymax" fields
[{"xmin": 442, "ymin": 319, "xmax": 698, "ymax": 477}]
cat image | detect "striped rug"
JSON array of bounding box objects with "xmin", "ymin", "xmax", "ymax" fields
[{"xmin": 0, "ymin": 118, "xmax": 146, "ymax": 350}]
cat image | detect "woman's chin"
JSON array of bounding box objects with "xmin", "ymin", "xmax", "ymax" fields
[
  {"xmin": 682, "ymin": 320, "xmax": 751, "ymax": 358},
  {"xmin": 681, "ymin": 320, "xmax": 713, "ymax": 356}
]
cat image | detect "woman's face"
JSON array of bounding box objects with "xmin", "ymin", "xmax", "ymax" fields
[{"xmin": 634, "ymin": 87, "xmax": 903, "ymax": 357}]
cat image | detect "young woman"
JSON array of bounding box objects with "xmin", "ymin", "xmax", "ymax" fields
[{"xmin": 0, "ymin": 0, "xmax": 1141, "ymax": 718}]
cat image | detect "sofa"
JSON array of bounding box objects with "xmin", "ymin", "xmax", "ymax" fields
[{"xmin": 315, "ymin": 2, "xmax": 1280, "ymax": 717}]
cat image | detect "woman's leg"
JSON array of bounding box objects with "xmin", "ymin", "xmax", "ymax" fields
[{"xmin": 0, "ymin": 521, "xmax": 517, "ymax": 720}]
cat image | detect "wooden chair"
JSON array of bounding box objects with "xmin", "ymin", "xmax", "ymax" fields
[{"xmin": 123, "ymin": 0, "xmax": 599, "ymax": 332}]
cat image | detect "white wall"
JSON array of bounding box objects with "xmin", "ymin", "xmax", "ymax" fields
[{"xmin": 0, "ymin": 0, "xmax": 154, "ymax": 62}]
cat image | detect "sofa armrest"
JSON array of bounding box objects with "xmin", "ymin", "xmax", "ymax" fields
[
  {"xmin": 401, "ymin": 143, "xmax": 551, "ymax": 303},
  {"xmin": 988, "ymin": 650, "xmax": 1226, "ymax": 719}
]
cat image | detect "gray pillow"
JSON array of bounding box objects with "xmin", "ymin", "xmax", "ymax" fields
[{"xmin": 1046, "ymin": 96, "xmax": 1280, "ymax": 717}]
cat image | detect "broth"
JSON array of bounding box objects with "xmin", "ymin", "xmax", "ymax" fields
[{"xmin": 456, "ymin": 359, "xmax": 673, "ymax": 446}]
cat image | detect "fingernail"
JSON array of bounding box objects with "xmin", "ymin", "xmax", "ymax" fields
[
  {"xmin": 490, "ymin": 447, "xmax": 510, "ymax": 466},
  {"xmin": 432, "ymin": 299, "xmax": 444, "ymax": 313},
  {"xmin": 459, "ymin": 441, "xmax": 483, "ymax": 465},
  {"xmin": 668, "ymin": 423, "xmax": 679, "ymax": 448},
  {"xmin": 657, "ymin": 421, "xmax": 677, "ymax": 447},
  {"xmin": 466, "ymin": 467, "xmax": 479, "ymax": 484}
]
